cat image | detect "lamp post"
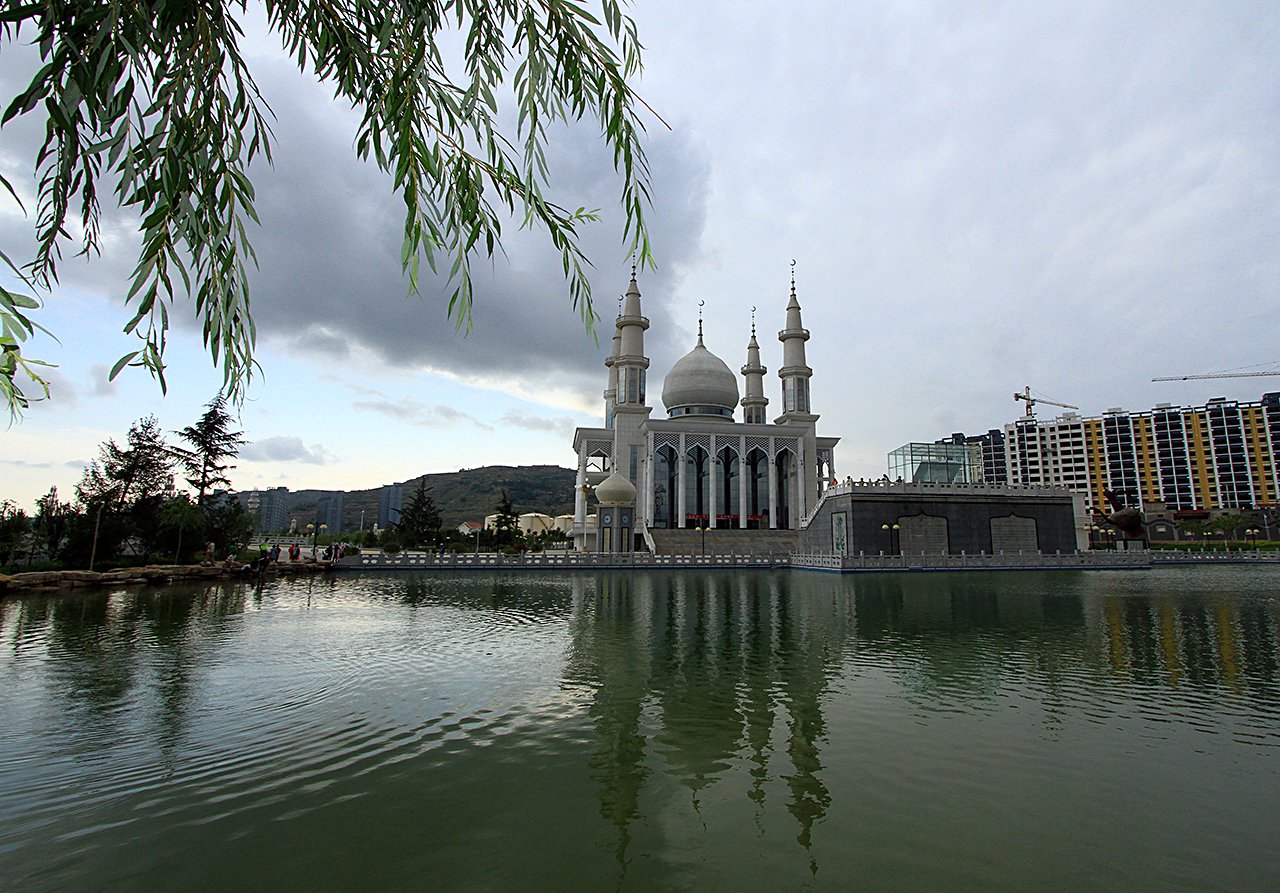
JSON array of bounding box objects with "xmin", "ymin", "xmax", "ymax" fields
[
  {"xmin": 881, "ymin": 522, "xmax": 900, "ymax": 555},
  {"xmin": 1247, "ymin": 528, "xmax": 1259, "ymax": 549},
  {"xmin": 696, "ymin": 525, "xmax": 707, "ymax": 556}
]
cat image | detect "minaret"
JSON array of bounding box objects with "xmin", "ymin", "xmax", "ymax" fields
[
  {"xmin": 603, "ymin": 297, "xmax": 622, "ymax": 428},
  {"xmin": 614, "ymin": 268, "xmax": 650, "ymax": 410},
  {"xmin": 741, "ymin": 307, "xmax": 769, "ymax": 424},
  {"xmin": 611, "ymin": 267, "xmax": 652, "ymax": 490},
  {"xmin": 775, "ymin": 264, "xmax": 818, "ymax": 425}
]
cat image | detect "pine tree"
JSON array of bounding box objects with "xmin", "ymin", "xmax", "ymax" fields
[
  {"xmin": 399, "ymin": 478, "xmax": 442, "ymax": 548},
  {"xmin": 493, "ymin": 490, "xmax": 520, "ymax": 547},
  {"xmin": 77, "ymin": 416, "xmax": 175, "ymax": 512},
  {"xmin": 175, "ymin": 393, "xmax": 246, "ymax": 505}
]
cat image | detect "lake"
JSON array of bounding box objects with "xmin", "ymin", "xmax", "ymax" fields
[{"xmin": 2, "ymin": 566, "xmax": 1278, "ymax": 892}]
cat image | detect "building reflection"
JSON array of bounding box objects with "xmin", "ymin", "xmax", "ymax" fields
[
  {"xmin": 564, "ymin": 571, "xmax": 849, "ymax": 870},
  {"xmin": 560, "ymin": 568, "xmax": 1280, "ymax": 872},
  {"xmin": 1093, "ymin": 590, "xmax": 1279, "ymax": 691}
]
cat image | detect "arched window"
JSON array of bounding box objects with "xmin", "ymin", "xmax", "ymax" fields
[
  {"xmin": 745, "ymin": 448, "xmax": 768, "ymax": 529},
  {"xmin": 775, "ymin": 449, "xmax": 793, "ymax": 529},
  {"xmin": 685, "ymin": 445, "xmax": 709, "ymax": 527},
  {"xmin": 717, "ymin": 445, "xmax": 740, "ymax": 528},
  {"xmin": 652, "ymin": 445, "xmax": 678, "ymax": 529}
]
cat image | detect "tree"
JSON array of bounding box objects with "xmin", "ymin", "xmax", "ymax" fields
[
  {"xmin": 1211, "ymin": 513, "xmax": 1253, "ymax": 541},
  {"xmin": 1176, "ymin": 519, "xmax": 1211, "ymax": 548},
  {"xmin": 0, "ymin": 500, "xmax": 29, "ymax": 568},
  {"xmin": 76, "ymin": 416, "xmax": 176, "ymax": 512},
  {"xmin": 159, "ymin": 493, "xmax": 208, "ymax": 563},
  {"xmin": 1, "ymin": 0, "xmax": 654, "ymax": 414},
  {"xmin": 398, "ymin": 477, "xmax": 441, "ymax": 548},
  {"xmin": 174, "ymin": 392, "xmax": 245, "ymax": 504},
  {"xmin": 32, "ymin": 485, "xmax": 72, "ymax": 563},
  {"xmin": 492, "ymin": 489, "xmax": 520, "ymax": 547},
  {"xmin": 203, "ymin": 491, "xmax": 255, "ymax": 557}
]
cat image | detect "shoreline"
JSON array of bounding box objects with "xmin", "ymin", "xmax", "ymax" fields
[
  {"xmin": 4, "ymin": 549, "xmax": 1277, "ymax": 595},
  {"xmin": 0, "ymin": 559, "xmax": 336, "ymax": 594}
]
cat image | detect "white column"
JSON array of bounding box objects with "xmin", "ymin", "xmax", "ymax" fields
[
  {"xmin": 574, "ymin": 451, "xmax": 588, "ymax": 551},
  {"xmin": 738, "ymin": 436, "xmax": 748, "ymax": 529},
  {"xmin": 797, "ymin": 440, "xmax": 806, "ymax": 521},
  {"xmin": 645, "ymin": 434, "xmax": 655, "ymax": 526},
  {"xmin": 709, "ymin": 433, "xmax": 718, "ymax": 530},
  {"xmin": 768, "ymin": 437, "xmax": 778, "ymax": 529},
  {"xmin": 678, "ymin": 433, "xmax": 688, "ymax": 529}
]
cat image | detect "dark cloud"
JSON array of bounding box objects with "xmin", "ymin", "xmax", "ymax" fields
[
  {"xmin": 497, "ymin": 408, "xmax": 579, "ymax": 439},
  {"xmin": 351, "ymin": 396, "xmax": 493, "ymax": 430},
  {"xmin": 241, "ymin": 436, "xmax": 330, "ymax": 465},
  {"xmin": 238, "ymin": 60, "xmax": 710, "ymax": 400}
]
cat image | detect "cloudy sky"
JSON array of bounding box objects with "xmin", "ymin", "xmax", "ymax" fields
[{"xmin": 3, "ymin": 1, "xmax": 1278, "ymax": 511}]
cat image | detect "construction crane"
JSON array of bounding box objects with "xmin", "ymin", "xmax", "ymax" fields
[
  {"xmin": 1152, "ymin": 370, "xmax": 1280, "ymax": 382},
  {"xmin": 1014, "ymin": 386, "xmax": 1078, "ymax": 419}
]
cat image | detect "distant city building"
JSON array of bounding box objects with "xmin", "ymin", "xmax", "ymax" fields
[
  {"xmin": 239, "ymin": 486, "xmax": 291, "ymax": 533},
  {"xmin": 377, "ymin": 482, "xmax": 403, "ymax": 529},
  {"xmin": 317, "ymin": 492, "xmax": 344, "ymax": 534},
  {"xmin": 939, "ymin": 392, "xmax": 1280, "ymax": 514}
]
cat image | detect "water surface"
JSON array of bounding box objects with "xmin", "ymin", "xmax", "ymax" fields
[{"xmin": 2, "ymin": 567, "xmax": 1278, "ymax": 892}]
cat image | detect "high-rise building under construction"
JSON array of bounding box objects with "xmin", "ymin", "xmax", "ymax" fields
[{"xmin": 1000, "ymin": 393, "xmax": 1279, "ymax": 514}]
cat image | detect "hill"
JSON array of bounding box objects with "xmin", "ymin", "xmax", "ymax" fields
[{"xmin": 277, "ymin": 465, "xmax": 578, "ymax": 533}]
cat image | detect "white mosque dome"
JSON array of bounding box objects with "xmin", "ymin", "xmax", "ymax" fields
[
  {"xmin": 595, "ymin": 471, "xmax": 637, "ymax": 506},
  {"xmin": 661, "ymin": 336, "xmax": 740, "ymax": 419}
]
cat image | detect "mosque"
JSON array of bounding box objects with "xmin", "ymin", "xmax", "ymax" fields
[{"xmin": 571, "ymin": 269, "xmax": 839, "ymax": 552}]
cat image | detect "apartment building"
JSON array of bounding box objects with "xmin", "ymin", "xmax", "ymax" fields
[{"xmin": 998, "ymin": 394, "xmax": 1279, "ymax": 513}]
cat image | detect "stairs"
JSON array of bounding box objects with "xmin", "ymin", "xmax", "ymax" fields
[{"xmin": 646, "ymin": 528, "xmax": 799, "ymax": 556}]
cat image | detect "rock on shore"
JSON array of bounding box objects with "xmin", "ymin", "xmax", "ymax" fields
[{"xmin": 0, "ymin": 560, "xmax": 336, "ymax": 594}]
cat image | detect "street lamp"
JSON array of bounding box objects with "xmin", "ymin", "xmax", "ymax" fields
[
  {"xmin": 1247, "ymin": 528, "xmax": 1260, "ymax": 549},
  {"xmin": 881, "ymin": 522, "xmax": 900, "ymax": 555},
  {"xmin": 696, "ymin": 525, "xmax": 707, "ymax": 556}
]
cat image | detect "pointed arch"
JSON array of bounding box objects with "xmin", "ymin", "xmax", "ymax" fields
[{"xmin": 717, "ymin": 443, "xmax": 740, "ymax": 528}]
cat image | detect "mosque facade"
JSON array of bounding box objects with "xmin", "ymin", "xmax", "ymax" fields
[{"xmin": 572, "ymin": 272, "xmax": 839, "ymax": 551}]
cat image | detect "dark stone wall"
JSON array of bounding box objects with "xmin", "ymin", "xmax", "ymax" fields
[{"xmin": 802, "ymin": 491, "xmax": 1079, "ymax": 555}]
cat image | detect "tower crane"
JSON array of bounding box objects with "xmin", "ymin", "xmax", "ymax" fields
[
  {"xmin": 1014, "ymin": 386, "xmax": 1078, "ymax": 419},
  {"xmin": 1152, "ymin": 370, "xmax": 1280, "ymax": 382}
]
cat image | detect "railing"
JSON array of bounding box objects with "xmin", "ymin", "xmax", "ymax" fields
[
  {"xmin": 344, "ymin": 548, "xmax": 1206, "ymax": 572},
  {"xmin": 790, "ymin": 550, "xmax": 1153, "ymax": 571},
  {"xmin": 350, "ymin": 550, "xmax": 790, "ymax": 570},
  {"xmin": 1150, "ymin": 549, "xmax": 1279, "ymax": 564}
]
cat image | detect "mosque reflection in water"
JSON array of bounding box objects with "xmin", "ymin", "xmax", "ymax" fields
[
  {"xmin": 555, "ymin": 569, "xmax": 1279, "ymax": 862},
  {"xmin": 3, "ymin": 568, "xmax": 1279, "ymax": 889},
  {"xmin": 563, "ymin": 572, "xmax": 844, "ymax": 860}
]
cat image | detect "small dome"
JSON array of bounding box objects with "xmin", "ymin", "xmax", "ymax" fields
[
  {"xmin": 595, "ymin": 472, "xmax": 637, "ymax": 506},
  {"xmin": 661, "ymin": 338, "xmax": 740, "ymax": 417}
]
